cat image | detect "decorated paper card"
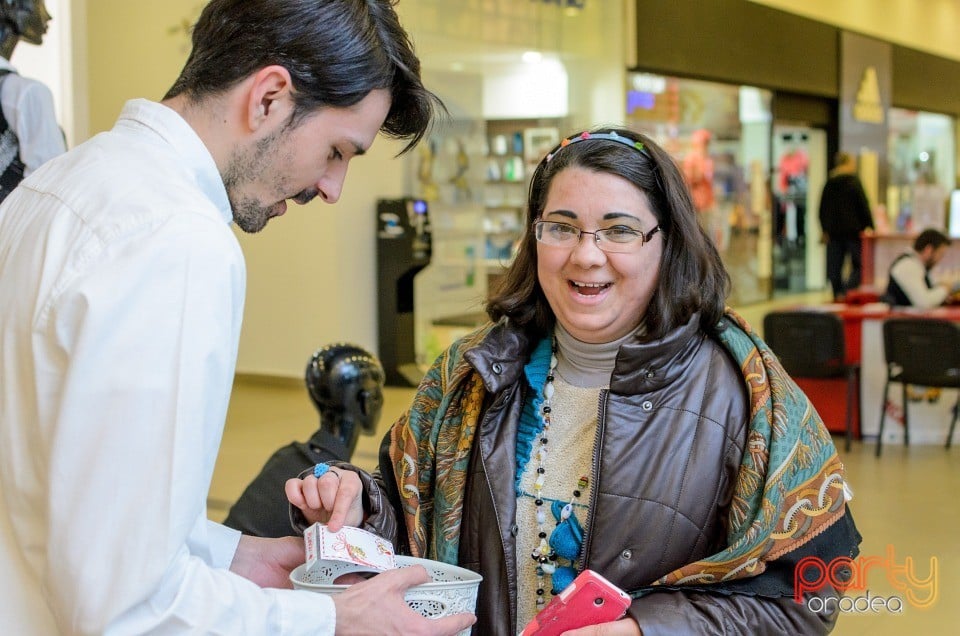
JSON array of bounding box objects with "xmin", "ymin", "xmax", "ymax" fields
[{"xmin": 305, "ymin": 523, "xmax": 396, "ymax": 574}]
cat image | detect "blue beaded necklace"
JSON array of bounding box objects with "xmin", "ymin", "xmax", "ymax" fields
[{"xmin": 518, "ymin": 337, "xmax": 589, "ymax": 605}]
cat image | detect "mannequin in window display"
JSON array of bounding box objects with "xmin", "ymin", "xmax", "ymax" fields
[
  {"xmin": 223, "ymin": 344, "xmax": 385, "ymax": 538},
  {"xmin": 776, "ymin": 136, "xmax": 809, "ymax": 246},
  {"xmin": 712, "ymin": 150, "xmax": 746, "ymax": 248},
  {"xmin": 682, "ymin": 128, "xmax": 722, "ymax": 248},
  {"xmin": 0, "ymin": 0, "xmax": 65, "ymax": 201}
]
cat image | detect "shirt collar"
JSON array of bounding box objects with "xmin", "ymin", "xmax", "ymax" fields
[{"xmin": 115, "ymin": 99, "xmax": 232, "ymax": 225}]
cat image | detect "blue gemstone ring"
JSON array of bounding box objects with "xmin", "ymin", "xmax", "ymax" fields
[{"xmin": 313, "ymin": 463, "xmax": 330, "ymax": 478}]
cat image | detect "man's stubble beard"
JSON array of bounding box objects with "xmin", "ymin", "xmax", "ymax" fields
[{"xmin": 223, "ymin": 130, "xmax": 289, "ymax": 234}]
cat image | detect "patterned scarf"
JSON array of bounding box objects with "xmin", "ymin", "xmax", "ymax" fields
[{"xmin": 387, "ymin": 309, "xmax": 849, "ymax": 585}]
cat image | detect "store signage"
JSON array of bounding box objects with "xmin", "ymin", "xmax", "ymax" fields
[
  {"xmin": 853, "ymin": 66, "xmax": 884, "ymax": 124},
  {"xmin": 630, "ymin": 73, "xmax": 666, "ymax": 94},
  {"xmin": 839, "ymin": 31, "xmax": 891, "ymax": 203}
]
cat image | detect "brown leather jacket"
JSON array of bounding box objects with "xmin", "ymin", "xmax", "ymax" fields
[{"xmin": 359, "ymin": 316, "xmax": 840, "ymax": 635}]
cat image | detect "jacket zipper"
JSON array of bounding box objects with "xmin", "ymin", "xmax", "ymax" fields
[
  {"xmin": 478, "ymin": 382, "xmax": 524, "ymax": 628},
  {"xmin": 577, "ymin": 388, "xmax": 607, "ymax": 569}
]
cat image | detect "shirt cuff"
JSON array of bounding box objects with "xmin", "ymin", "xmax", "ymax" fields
[
  {"xmin": 276, "ymin": 588, "xmax": 336, "ymax": 636},
  {"xmin": 206, "ymin": 519, "xmax": 242, "ymax": 570}
]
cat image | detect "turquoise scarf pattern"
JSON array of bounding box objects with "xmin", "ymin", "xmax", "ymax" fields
[{"xmin": 388, "ymin": 309, "xmax": 849, "ymax": 589}]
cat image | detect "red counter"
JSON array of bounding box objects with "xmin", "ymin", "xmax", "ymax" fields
[{"xmin": 782, "ymin": 303, "xmax": 960, "ymax": 441}]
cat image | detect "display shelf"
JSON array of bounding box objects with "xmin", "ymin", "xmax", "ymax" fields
[{"xmin": 410, "ymin": 117, "xmax": 564, "ymax": 369}]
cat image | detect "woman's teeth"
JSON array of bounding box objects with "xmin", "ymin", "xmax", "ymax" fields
[{"xmin": 570, "ymin": 281, "xmax": 610, "ymax": 295}]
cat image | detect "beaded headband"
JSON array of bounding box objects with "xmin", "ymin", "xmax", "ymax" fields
[{"xmin": 545, "ymin": 131, "xmax": 647, "ymax": 163}]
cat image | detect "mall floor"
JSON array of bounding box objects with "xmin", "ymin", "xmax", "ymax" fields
[{"xmin": 209, "ymin": 290, "xmax": 958, "ymax": 635}]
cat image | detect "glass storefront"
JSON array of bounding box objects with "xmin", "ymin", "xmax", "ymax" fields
[
  {"xmin": 392, "ymin": 0, "xmax": 628, "ymax": 370},
  {"xmin": 625, "ymin": 74, "xmax": 775, "ymax": 304},
  {"xmin": 886, "ymin": 109, "xmax": 956, "ymax": 234},
  {"xmin": 384, "ymin": 5, "xmax": 958, "ymax": 376},
  {"xmin": 769, "ymin": 125, "xmax": 827, "ymax": 296}
]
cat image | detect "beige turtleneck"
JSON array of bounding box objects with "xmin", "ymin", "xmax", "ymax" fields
[{"xmin": 514, "ymin": 321, "xmax": 645, "ymax": 629}]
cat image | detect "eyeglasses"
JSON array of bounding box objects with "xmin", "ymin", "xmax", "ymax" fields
[{"xmin": 533, "ymin": 220, "xmax": 660, "ymax": 253}]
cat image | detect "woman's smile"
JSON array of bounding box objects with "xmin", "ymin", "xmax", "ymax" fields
[
  {"xmin": 537, "ymin": 167, "xmax": 662, "ymax": 343},
  {"xmin": 568, "ymin": 280, "xmax": 612, "ymax": 299}
]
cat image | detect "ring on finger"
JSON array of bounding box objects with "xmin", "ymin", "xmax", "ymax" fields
[{"xmin": 314, "ymin": 462, "xmax": 342, "ymax": 482}]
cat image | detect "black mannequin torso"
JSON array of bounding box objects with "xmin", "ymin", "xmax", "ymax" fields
[{"xmin": 223, "ymin": 344, "xmax": 385, "ymax": 537}]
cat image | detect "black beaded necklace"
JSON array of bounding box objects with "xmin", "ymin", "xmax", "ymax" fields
[{"xmin": 527, "ymin": 339, "xmax": 589, "ymax": 605}]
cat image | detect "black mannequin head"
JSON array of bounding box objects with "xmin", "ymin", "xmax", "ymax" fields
[
  {"xmin": 0, "ymin": 0, "xmax": 51, "ymax": 58},
  {"xmin": 305, "ymin": 343, "xmax": 385, "ymax": 455}
]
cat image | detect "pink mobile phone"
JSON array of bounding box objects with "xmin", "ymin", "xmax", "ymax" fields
[{"xmin": 520, "ymin": 569, "xmax": 631, "ymax": 636}]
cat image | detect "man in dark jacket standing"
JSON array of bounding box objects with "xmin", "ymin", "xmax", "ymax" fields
[{"xmin": 819, "ymin": 151, "xmax": 875, "ymax": 300}]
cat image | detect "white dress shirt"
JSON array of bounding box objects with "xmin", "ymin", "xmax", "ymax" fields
[
  {"xmin": 0, "ymin": 57, "xmax": 66, "ymax": 175},
  {"xmin": 888, "ymin": 251, "xmax": 948, "ymax": 309},
  {"xmin": 0, "ymin": 100, "xmax": 334, "ymax": 634}
]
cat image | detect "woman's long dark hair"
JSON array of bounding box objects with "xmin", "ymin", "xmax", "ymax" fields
[{"xmin": 486, "ymin": 127, "xmax": 730, "ymax": 341}]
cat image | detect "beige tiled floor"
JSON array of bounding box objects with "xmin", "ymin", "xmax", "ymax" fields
[{"xmin": 210, "ymin": 291, "xmax": 959, "ymax": 634}]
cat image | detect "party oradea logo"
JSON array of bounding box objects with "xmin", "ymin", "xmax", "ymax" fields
[{"xmin": 794, "ymin": 545, "xmax": 937, "ymax": 614}]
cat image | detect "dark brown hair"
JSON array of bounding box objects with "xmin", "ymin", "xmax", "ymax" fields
[
  {"xmin": 914, "ymin": 228, "xmax": 951, "ymax": 252},
  {"xmin": 486, "ymin": 127, "xmax": 730, "ymax": 341},
  {"xmin": 164, "ymin": 0, "xmax": 442, "ymax": 153}
]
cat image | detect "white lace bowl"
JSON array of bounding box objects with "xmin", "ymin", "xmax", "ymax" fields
[{"xmin": 290, "ymin": 556, "xmax": 481, "ymax": 633}]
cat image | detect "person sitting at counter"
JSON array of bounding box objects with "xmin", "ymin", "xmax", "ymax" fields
[{"xmin": 883, "ymin": 228, "xmax": 958, "ymax": 308}]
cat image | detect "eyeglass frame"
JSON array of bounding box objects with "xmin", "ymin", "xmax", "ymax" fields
[{"xmin": 532, "ymin": 219, "xmax": 661, "ymax": 252}]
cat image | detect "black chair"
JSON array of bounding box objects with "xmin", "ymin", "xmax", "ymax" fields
[
  {"xmin": 763, "ymin": 311, "xmax": 859, "ymax": 452},
  {"xmin": 876, "ymin": 318, "xmax": 960, "ymax": 457}
]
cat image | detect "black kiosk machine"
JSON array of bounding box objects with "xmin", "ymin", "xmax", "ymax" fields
[{"xmin": 376, "ymin": 198, "xmax": 432, "ymax": 386}]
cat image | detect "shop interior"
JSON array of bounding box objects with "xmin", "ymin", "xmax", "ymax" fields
[
  {"xmin": 26, "ymin": 1, "xmax": 958, "ymax": 384},
  {"xmin": 11, "ymin": 3, "xmax": 960, "ymax": 631}
]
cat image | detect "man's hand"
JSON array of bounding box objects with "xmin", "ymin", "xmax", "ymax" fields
[
  {"xmin": 230, "ymin": 535, "xmax": 304, "ymax": 589},
  {"xmin": 285, "ymin": 466, "xmax": 364, "ymax": 532},
  {"xmin": 332, "ymin": 565, "xmax": 476, "ymax": 635}
]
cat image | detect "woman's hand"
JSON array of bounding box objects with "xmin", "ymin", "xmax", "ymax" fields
[
  {"xmin": 562, "ymin": 617, "xmax": 642, "ymax": 636},
  {"xmin": 284, "ymin": 466, "xmax": 364, "ymax": 532}
]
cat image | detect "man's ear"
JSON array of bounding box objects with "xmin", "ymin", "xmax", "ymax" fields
[{"xmin": 246, "ymin": 65, "xmax": 294, "ymax": 132}]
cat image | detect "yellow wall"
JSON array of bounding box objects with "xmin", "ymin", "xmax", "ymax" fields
[
  {"xmin": 749, "ymin": 0, "xmax": 960, "ymax": 62},
  {"xmin": 86, "ymin": 1, "xmax": 197, "ymax": 134},
  {"xmin": 82, "ymin": 1, "xmax": 409, "ymax": 377}
]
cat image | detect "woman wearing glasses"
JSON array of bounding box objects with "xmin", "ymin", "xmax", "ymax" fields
[{"xmin": 288, "ymin": 128, "xmax": 860, "ymax": 635}]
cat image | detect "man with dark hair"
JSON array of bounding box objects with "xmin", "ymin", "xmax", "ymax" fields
[
  {"xmin": 884, "ymin": 228, "xmax": 957, "ymax": 308},
  {"xmin": 818, "ymin": 151, "xmax": 874, "ymax": 300},
  {"xmin": 0, "ymin": 0, "xmax": 66, "ymax": 201},
  {"xmin": 0, "ymin": 1, "xmax": 473, "ymax": 634}
]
